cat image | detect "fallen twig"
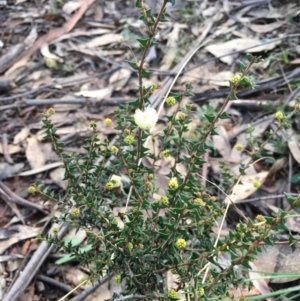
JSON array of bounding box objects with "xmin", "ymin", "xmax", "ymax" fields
[{"xmin": 0, "ymin": 181, "xmax": 48, "ymax": 214}]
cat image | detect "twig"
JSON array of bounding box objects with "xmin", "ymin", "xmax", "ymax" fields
[
  {"xmin": 36, "ymin": 274, "xmax": 79, "ymax": 296},
  {"xmin": 0, "ymin": 99, "xmax": 86, "ymax": 111},
  {"xmin": 3, "ymin": 224, "xmax": 69, "ymax": 301},
  {"xmin": 0, "ymin": 181, "xmax": 48, "ymax": 214},
  {"xmin": 113, "ymin": 294, "xmax": 146, "ymax": 301},
  {"xmin": 234, "ymin": 193, "xmax": 299, "ymax": 204},
  {"xmin": 68, "ymin": 276, "xmax": 110, "ymax": 301}
]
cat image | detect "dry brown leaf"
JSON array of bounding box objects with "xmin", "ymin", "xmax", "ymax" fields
[
  {"xmin": 53, "ymin": 28, "xmax": 111, "ymax": 44},
  {"xmin": 64, "ymin": 267, "xmax": 89, "ymax": 287},
  {"xmin": 287, "ymin": 131, "xmax": 300, "ymax": 164},
  {"xmin": 267, "ymin": 157, "xmax": 287, "ymax": 180},
  {"xmin": 249, "ymin": 21, "xmax": 284, "ymax": 33},
  {"xmin": 212, "ymin": 125, "xmax": 230, "ymax": 158},
  {"xmin": 160, "ymin": 23, "xmax": 181, "ymax": 71},
  {"xmin": 205, "ymin": 38, "xmax": 282, "ymax": 65},
  {"xmin": 74, "ymin": 86, "xmax": 113, "ymax": 100},
  {"xmin": 85, "ymin": 33, "xmax": 123, "ymax": 48},
  {"xmin": 0, "ymin": 144, "xmax": 22, "ymax": 155},
  {"xmin": 13, "ymin": 127, "xmax": 30, "ymax": 145},
  {"xmin": 208, "ymin": 70, "xmax": 234, "ymax": 87},
  {"xmin": 109, "ymin": 68, "xmax": 131, "ymax": 91},
  {"xmin": 290, "ymin": 58, "xmax": 300, "ymax": 64},
  {"xmin": 248, "ymin": 262, "xmax": 273, "ymax": 301},
  {"xmin": 40, "ymin": 43, "xmax": 62, "ymax": 61},
  {"xmin": 285, "ymin": 214, "xmax": 300, "ymax": 233},
  {"xmin": 50, "ymin": 168, "xmax": 68, "ymax": 189},
  {"xmin": 224, "ymin": 171, "xmax": 268, "ymax": 204},
  {"xmin": 250, "ymin": 3, "xmax": 297, "ymax": 19},
  {"xmin": 62, "ymin": 0, "xmax": 83, "ymax": 14},
  {"xmin": 19, "ymin": 162, "xmax": 63, "ymax": 176},
  {"xmin": 25, "ymin": 136, "xmax": 46, "ymax": 169},
  {"xmin": 252, "ymin": 118, "xmax": 274, "ymax": 137},
  {"xmin": 0, "ymin": 225, "xmax": 40, "ymax": 255}
]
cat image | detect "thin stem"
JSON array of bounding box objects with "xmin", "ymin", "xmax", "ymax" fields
[{"xmin": 135, "ymin": 1, "xmax": 168, "ymax": 168}]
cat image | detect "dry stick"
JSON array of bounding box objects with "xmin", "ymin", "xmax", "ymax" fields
[
  {"xmin": 0, "ymin": 181, "xmax": 48, "ymax": 214},
  {"xmin": 233, "ymin": 193, "xmax": 299, "ymax": 204},
  {"xmin": 36, "ymin": 274, "xmax": 79, "ymax": 296},
  {"xmin": 68, "ymin": 276, "xmax": 110, "ymax": 301},
  {"xmin": 3, "ymin": 224, "xmax": 68, "ymax": 301}
]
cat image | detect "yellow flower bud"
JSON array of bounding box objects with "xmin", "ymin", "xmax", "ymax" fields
[
  {"xmin": 47, "ymin": 107, "xmax": 55, "ymax": 115},
  {"xmin": 168, "ymin": 289, "xmax": 178, "ymax": 299},
  {"xmin": 111, "ymin": 145, "xmax": 118, "ymax": 153},
  {"xmin": 253, "ymin": 180, "xmax": 261, "ymax": 188},
  {"xmin": 275, "ymin": 111, "xmax": 284, "ymax": 120},
  {"xmin": 235, "ymin": 143, "xmax": 243, "ymax": 151},
  {"xmin": 70, "ymin": 208, "xmax": 80, "ymax": 218},
  {"xmin": 28, "ymin": 186, "xmax": 36, "ymax": 194},
  {"xmin": 176, "ymin": 238, "xmax": 186, "ymax": 249},
  {"xmin": 114, "ymin": 275, "xmax": 121, "ymax": 284},
  {"xmin": 106, "ymin": 182, "xmax": 114, "ymax": 190},
  {"xmin": 104, "ymin": 118, "xmax": 112, "ymax": 126},
  {"xmin": 166, "ymin": 96, "xmax": 176, "ymax": 106},
  {"xmin": 168, "ymin": 177, "xmax": 178, "ymax": 189},
  {"xmin": 124, "ymin": 135, "xmax": 135, "ymax": 145}
]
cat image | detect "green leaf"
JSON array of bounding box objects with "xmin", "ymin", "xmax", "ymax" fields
[
  {"xmin": 237, "ymin": 60, "xmax": 246, "ymax": 72},
  {"xmin": 204, "ymin": 114, "xmax": 215, "ymax": 122},
  {"xmin": 126, "ymin": 60, "xmax": 138, "ymax": 70},
  {"xmin": 210, "ymin": 127, "xmax": 218, "ymax": 136},
  {"xmin": 246, "ymin": 53, "xmax": 254, "ymax": 62},
  {"xmin": 168, "ymin": 0, "xmax": 176, "ymax": 4},
  {"xmin": 285, "ymin": 193, "xmax": 300, "ymax": 213},
  {"xmin": 220, "ymin": 111, "xmax": 230, "ymax": 119},
  {"xmin": 137, "ymin": 38, "xmax": 149, "ymax": 50},
  {"xmin": 55, "ymin": 244, "xmax": 93, "ymax": 265},
  {"xmin": 230, "ymin": 91, "xmax": 238, "ymax": 100},
  {"xmin": 289, "ymin": 233, "xmax": 297, "ymax": 252},
  {"xmin": 141, "ymin": 69, "xmax": 153, "ymax": 77},
  {"xmin": 160, "ymin": 10, "xmax": 169, "ymax": 22},
  {"xmin": 135, "ymin": 0, "xmax": 142, "ymax": 7},
  {"xmin": 145, "ymin": 8, "xmax": 152, "ymax": 17}
]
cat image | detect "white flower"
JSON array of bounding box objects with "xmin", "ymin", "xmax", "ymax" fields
[
  {"xmin": 111, "ymin": 175, "xmax": 122, "ymax": 188},
  {"xmin": 134, "ymin": 107, "xmax": 158, "ymax": 130}
]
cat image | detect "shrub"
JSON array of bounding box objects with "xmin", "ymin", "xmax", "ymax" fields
[{"xmin": 30, "ymin": 1, "xmax": 300, "ymax": 300}]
